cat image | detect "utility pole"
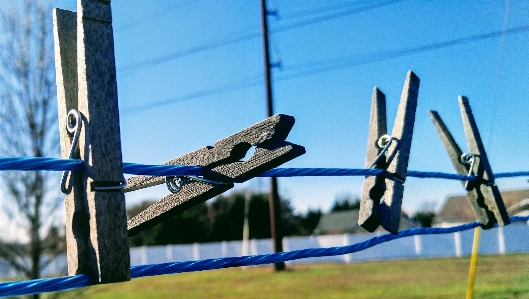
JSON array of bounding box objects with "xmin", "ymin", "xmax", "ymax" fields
[{"xmin": 260, "ymin": 0, "xmax": 285, "ymax": 271}]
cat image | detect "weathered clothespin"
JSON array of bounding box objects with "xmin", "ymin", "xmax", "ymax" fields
[
  {"xmin": 429, "ymin": 96, "xmax": 509, "ymax": 228},
  {"xmin": 124, "ymin": 114, "xmax": 305, "ymax": 236},
  {"xmin": 359, "ymin": 71, "xmax": 420, "ymax": 234},
  {"xmin": 54, "ymin": 0, "xmax": 130, "ymax": 283}
]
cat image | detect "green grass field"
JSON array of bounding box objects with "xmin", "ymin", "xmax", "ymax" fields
[{"xmin": 57, "ymin": 253, "xmax": 529, "ymax": 299}]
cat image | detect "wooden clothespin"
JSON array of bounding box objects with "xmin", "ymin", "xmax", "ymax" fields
[
  {"xmin": 429, "ymin": 96, "xmax": 509, "ymax": 228},
  {"xmin": 54, "ymin": 0, "xmax": 130, "ymax": 283},
  {"xmin": 359, "ymin": 71, "xmax": 420, "ymax": 234},
  {"xmin": 124, "ymin": 114, "xmax": 305, "ymax": 236}
]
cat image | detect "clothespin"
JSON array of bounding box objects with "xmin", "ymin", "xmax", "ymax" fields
[
  {"xmin": 54, "ymin": 0, "xmax": 130, "ymax": 283},
  {"xmin": 359, "ymin": 71, "xmax": 420, "ymax": 234},
  {"xmin": 124, "ymin": 114, "xmax": 305, "ymax": 236},
  {"xmin": 429, "ymin": 96, "xmax": 509, "ymax": 228}
]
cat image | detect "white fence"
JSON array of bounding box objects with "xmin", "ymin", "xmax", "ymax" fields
[{"xmin": 2, "ymin": 222, "xmax": 529, "ymax": 277}]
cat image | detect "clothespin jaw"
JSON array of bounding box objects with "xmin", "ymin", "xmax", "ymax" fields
[
  {"xmin": 358, "ymin": 87, "xmax": 387, "ymax": 231},
  {"xmin": 54, "ymin": 8, "xmax": 90, "ymax": 276},
  {"xmin": 359, "ymin": 71, "xmax": 420, "ymax": 234},
  {"xmin": 125, "ymin": 114, "xmax": 305, "ymax": 236},
  {"xmin": 54, "ymin": 0, "xmax": 130, "ymax": 283},
  {"xmin": 428, "ymin": 96, "xmax": 509, "ymax": 228}
]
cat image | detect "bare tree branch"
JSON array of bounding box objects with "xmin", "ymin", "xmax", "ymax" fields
[{"xmin": 0, "ymin": 2, "xmax": 62, "ymax": 298}]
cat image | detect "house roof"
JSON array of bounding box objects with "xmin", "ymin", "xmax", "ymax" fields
[
  {"xmin": 435, "ymin": 188, "xmax": 529, "ymax": 224},
  {"xmin": 314, "ymin": 210, "xmax": 359, "ymax": 235},
  {"xmin": 314, "ymin": 210, "xmax": 417, "ymax": 235}
]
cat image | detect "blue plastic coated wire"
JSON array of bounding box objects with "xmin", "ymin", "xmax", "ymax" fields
[
  {"xmin": 0, "ymin": 157, "xmax": 84, "ymax": 171},
  {"xmin": 0, "ymin": 215, "xmax": 528, "ymax": 297},
  {"xmin": 260, "ymin": 168, "xmax": 477, "ymax": 181},
  {"xmin": 258, "ymin": 168, "xmax": 384, "ymax": 177},
  {"xmin": 0, "ymin": 157, "xmax": 527, "ymax": 297},
  {"xmin": 2, "ymin": 157, "xmax": 529, "ymax": 182},
  {"xmin": 496, "ymin": 171, "xmax": 529, "ymax": 178},
  {"xmin": 122, "ymin": 163, "xmax": 204, "ymax": 176},
  {"xmin": 0, "ymin": 157, "xmax": 204, "ymax": 176}
]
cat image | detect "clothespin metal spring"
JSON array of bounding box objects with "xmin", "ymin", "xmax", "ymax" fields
[
  {"xmin": 366, "ymin": 135, "xmax": 404, "ymax": 184},
  {"xmin": 367, "ymin": 134, "xmax": 394, "ymax": 170},
  {"xmin": 461, "ymin": 153, "xmax": 477, "ymax": 191},
  {"xmin": 165, "ymin": 175, "xmax": 229, "ymax": 194},
  {"xmin": 61, "ymin": 109, "xmax": 82, "ymax": 194},
  {"xmin": 460, "ymin": 153, "xmax": 496, "ymax": 189},
  {"xmin": 60, "ymin": 109, "xmax": 127, "ymax": 193}
]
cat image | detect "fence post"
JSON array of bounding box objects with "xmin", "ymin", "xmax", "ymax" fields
[
  {"xmin": 414, "ymin": 235, "xmax": 422, "ymax": 256},
  {"xmin": 454, "ymin": 232, "xmax": 462, "ymax": 257},
  {"xmin": 282, "ymin": 237, "xmax": 291, "ymax": 265},
  {"xmin": 251, "ymin": 239, "xmax": 258, "ymax": 255},
  {"xmin": 193, "ymin": 243, "xmax": 200, "ymax": 260},
  {"xmin": 498, "ymin": 226, "xmax": 505, "ymax": 254},
  {"xmin": 166, "ymin": 244, "xmax": 174, "ymax": 262},
  {"xmin": 222, "ymin": 241, "xmax": 228, "ymax": 257},
  {"xmin": 140, "ymin": 246, "xmax": 148, "ymax": 265},
  {"xmin": 343, "ymin": 234, "xmax": 351, "ymax": 263},
  {"xmin": 283, "ymin": 237, "xmax": 290, "ymax": 252}
]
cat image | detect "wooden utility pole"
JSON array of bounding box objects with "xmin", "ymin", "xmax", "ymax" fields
[{"xmin": 260, "ymin": 0, "xmax": 285, "ymax": 271}]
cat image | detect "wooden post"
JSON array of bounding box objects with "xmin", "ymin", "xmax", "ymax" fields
[
  {"xmin": 260, "ymin": 0, "xmax": 285, "ymax": 271},
  {"xmin": 54, "ymin": 0, "xmax": 130, "ymax": 283}
]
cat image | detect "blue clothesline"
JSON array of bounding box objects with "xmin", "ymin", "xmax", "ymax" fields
[
  {"xmin": 1, "ymin": 215, "xmax": 527, "ymax": 298},
  {"xmin": 0, "ymin": 156, "xmax": 528, "ymax": 297},
  {"xmin": 1, "ymin": 156, "xmax": 528, "ymax": 181}
]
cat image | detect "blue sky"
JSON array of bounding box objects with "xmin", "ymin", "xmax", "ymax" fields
[{"xmin": 56, "ymin": 0, "xmax": 529, "ymax": 214}]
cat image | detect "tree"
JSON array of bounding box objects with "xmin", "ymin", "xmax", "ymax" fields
[
  {"xmin": 0, "ymin": 0, "xmax": 63, "ymax": 292},
  {"xmin": 412, "ymin": 201, "xmax": 437, "ymax": 227},
  {"xmin": 128, "ymin": 200, "xmax": 210, "ymax": 246},
  {"xmin": 126, "ymin": 190, "xmax": 319, "ymax": 246},
  {"xmin": 330, "ymin": 194, "xmax": 360, "ymax": 212},
  {"xmin": 297, "ymin": 208, "xmax": 322, "ymax": 235}
]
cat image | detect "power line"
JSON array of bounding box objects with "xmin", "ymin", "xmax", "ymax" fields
[
  {"xmin": 121, "ymin": 25, "xmax": 529, "ymax": 116},
  {"xmin": 117, "ymin": 0, "xmax": 403, "ymax": 73},
  {"xmin": 114, "ymin": 0, "xmax": 201, "ymax": 32},
  {"xmin": 272, "ymin": 0, "xmax": 404, "ymax": 33},
  {"xmin": 276, "ymin": 24, "xmax": 529, "ymax": 81},
  {"xmin": 486, "ymin": 0, "xmax": 511, "ymax": 147},
  {"xmin": 118, "ymin": 31, "xmax": 260, "ymax": 73},
  {"xmin": 120, "ymin": 76, "xmax": 263, "ymax": 115},
  {"xmin": 278, "ymin": 0, "xmax": 373, "ymax": 20}
]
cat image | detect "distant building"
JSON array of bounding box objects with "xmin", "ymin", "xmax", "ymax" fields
[
  {"xmin": 313, "ymin": 210, "xmax": 417, "ymax": 235},
  {"xmin": 434, "ymin": 188, "xmax": 529, "ymax": 227}
]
